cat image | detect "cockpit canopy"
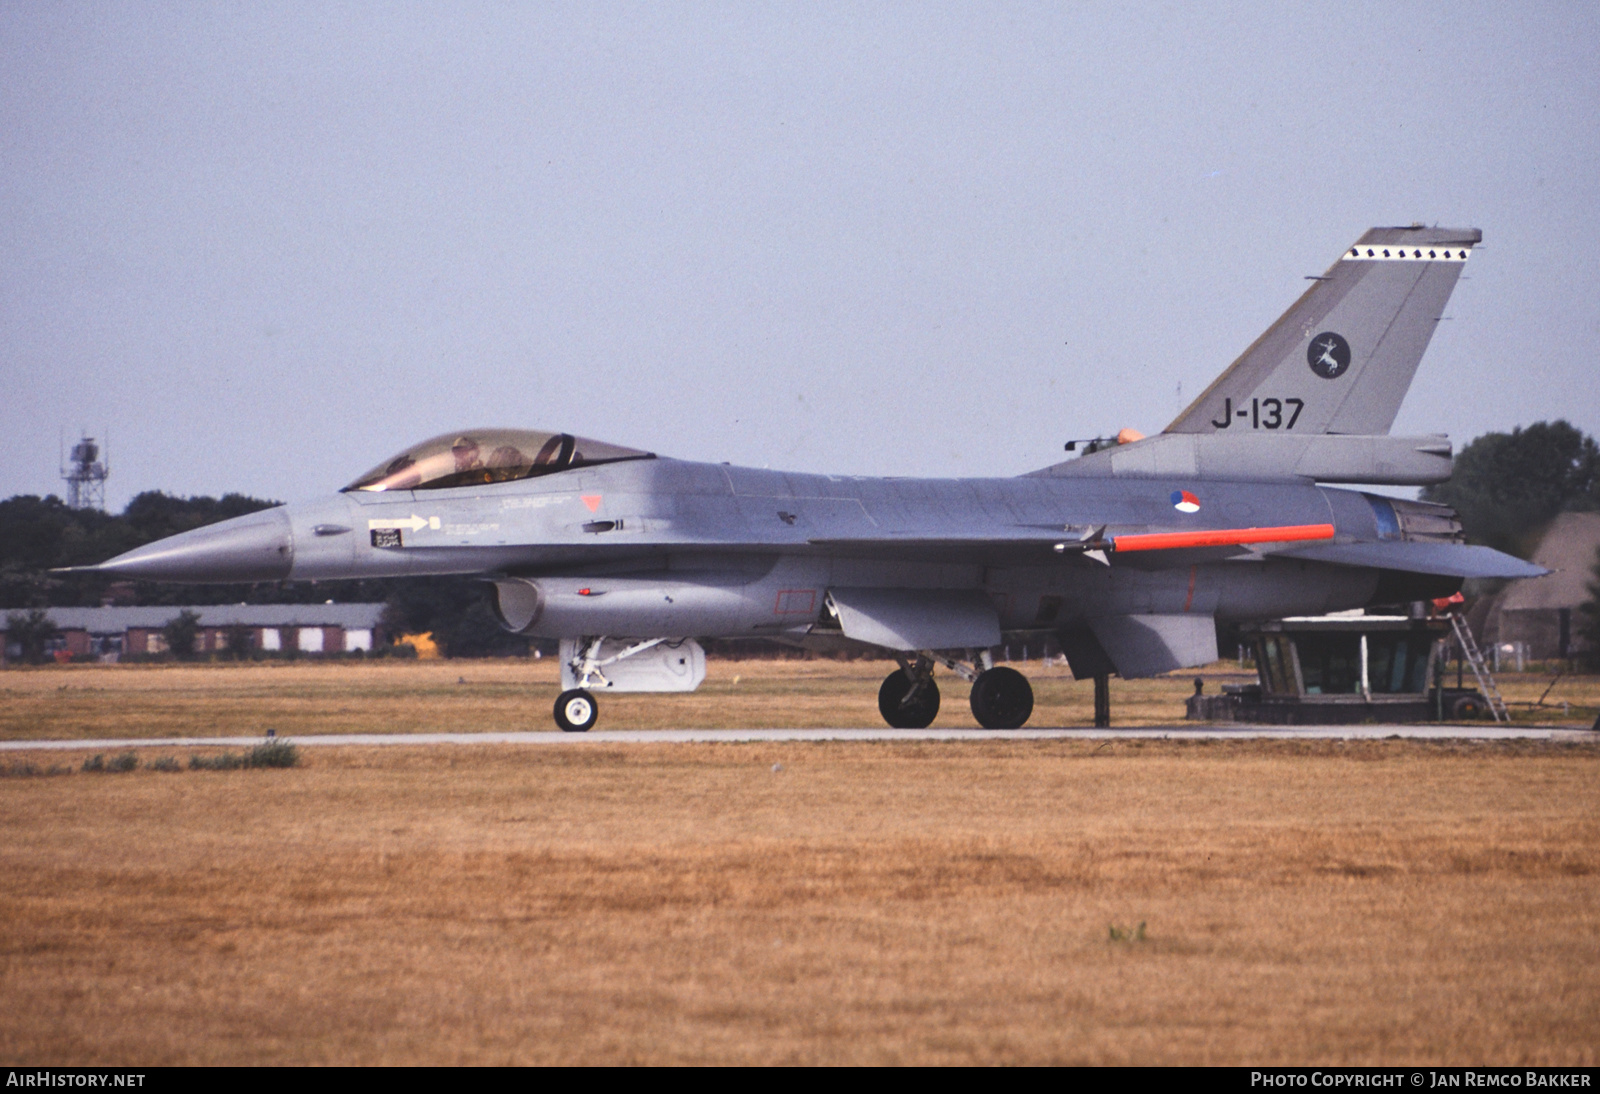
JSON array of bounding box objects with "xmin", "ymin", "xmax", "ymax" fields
[{"xmin": 343, "ymin": 429, "xmax": 653, "ymax": 493}]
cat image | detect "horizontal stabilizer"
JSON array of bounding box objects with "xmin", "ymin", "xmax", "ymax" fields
[
  {"xmin": 1032, "ymin": 432, "xmax": 1453, "ymax": 485},
  {"xmin": 1088, "ymin": 614, "xmax": 1218, "ymax": 678},
  {"xmin": 827, "ymin": 587, "xmax": 1001, "ymax": 651},
  {"xmin": 1272, "ymin": 541, "xmax": 1548, "ymax": 580}
]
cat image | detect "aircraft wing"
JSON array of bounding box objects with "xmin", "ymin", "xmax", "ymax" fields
[
  {"xmin": 805, "ymin": 530, "xmax": 1083, "ymax": 566},
  {"xmin": 809, "ymin": 523, "xmax": 1336, "ymax": 563},
  {"xmin": 1268, "ymin": 540, "xmax": 1548, "ymax": 579},
  {"xmin": 808, "ymin": 531, "xmax": 1064, "ymax": 552}
]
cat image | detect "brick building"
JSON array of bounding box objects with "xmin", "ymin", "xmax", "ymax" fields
[
  {"xmin": 1, "ymin": 604, "xmax": 387, "ymax": 664},
  {"xmin": 1481, "ymin": 511, "xmax": 1600, "ymax": 662}
]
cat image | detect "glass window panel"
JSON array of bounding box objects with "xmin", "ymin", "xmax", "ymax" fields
[
  {"xmin": 1295, "ymin": 633, "xmax": 1362, "ymax": 695},
  {"xmin": 1258, "ymin": 636, "xmax": 1297, "ymax": 695},
  {"xmin": 344, "ymin": 429, "xmax": 652, "ymax": 492}
]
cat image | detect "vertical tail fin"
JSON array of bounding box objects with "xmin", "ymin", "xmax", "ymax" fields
[{"xmin": 1165, "ymin": 226, "xmax": 1480, "ymax": 436}]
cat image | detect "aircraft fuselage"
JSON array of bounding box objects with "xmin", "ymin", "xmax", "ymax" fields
[{"xmin": 121, "ymin": 455, "xmax": 1404, "ymax": 644}]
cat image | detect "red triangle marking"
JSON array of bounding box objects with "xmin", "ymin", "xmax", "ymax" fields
[{"xmin": 581, "ymin": 495, "xmax": 602, "ymax": 512}]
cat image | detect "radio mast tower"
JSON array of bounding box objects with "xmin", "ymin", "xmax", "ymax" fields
[{"xmin": 61, "ymin": 434, "xmax": 110, "ymax": 511}]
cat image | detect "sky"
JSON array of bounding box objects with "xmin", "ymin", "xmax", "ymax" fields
[{"xmin": 3, "ymin": 2, "xmax": 1598, "ymax": 509}]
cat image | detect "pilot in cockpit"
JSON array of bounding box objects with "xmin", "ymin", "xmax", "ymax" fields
[{"xmin": 451, "ymin": 436, "xmax": 484, "ymax": 474}]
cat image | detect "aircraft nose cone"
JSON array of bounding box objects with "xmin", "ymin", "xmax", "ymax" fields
[{"xmin": 94, "ymin": 508, "xmax": 294, "ymax": 583}]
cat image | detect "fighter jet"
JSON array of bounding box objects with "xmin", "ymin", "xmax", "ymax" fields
[{"xmin": 79, "ymin": 226, "xmax": 1544, "ymax": 731}]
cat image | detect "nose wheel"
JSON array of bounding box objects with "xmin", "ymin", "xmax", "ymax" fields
[
  {"xmin": 970, "ymin": 666, "xmax": 1034, "ymax": 729},
  {"xmin": 554, "ymin": 688, "xmax": 598, "ymax": 732}
]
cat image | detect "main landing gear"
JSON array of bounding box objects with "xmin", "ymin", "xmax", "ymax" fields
[
  {"xmin": 879, "ymin": 655, "xmax": 941, "ymax": 728},
  {"xmin": 969, "ymin": 665, "xmax": 1034, "ymax": 730},
  {"xmin": 877, "ymin": 652, "xmax": 1036, "ymax": 730}
]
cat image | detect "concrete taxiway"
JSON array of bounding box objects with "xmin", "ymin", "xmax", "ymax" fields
[{"xmin": 1, "ymin": 725, "xmax": 1594, "ymax": 752}]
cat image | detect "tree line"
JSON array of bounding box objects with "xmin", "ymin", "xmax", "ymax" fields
[
  {"xmin": 1424, "ymin": 420, "xmax": 1599, "ymax": 666},
  {"xmin": 1420, "ymin": 419, "xmax": 1600, "ymax": 557}
]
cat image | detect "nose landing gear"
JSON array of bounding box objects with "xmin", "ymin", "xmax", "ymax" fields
[{"xmin": 554, "ymin": 688, "xmax": 598, "ymax": 732}]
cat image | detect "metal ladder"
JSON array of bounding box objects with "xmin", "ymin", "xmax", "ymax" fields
[{"xmin": 1449, "ymin": 613, "xmax": 1509, "ymax": 723}]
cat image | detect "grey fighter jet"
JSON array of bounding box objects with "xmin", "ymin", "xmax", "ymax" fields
[{"xmin": 80, "ymin": 226, "xmax": 1544, "ymax": 731}]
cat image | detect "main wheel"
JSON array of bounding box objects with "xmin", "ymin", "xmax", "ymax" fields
[
  {"xmin": 554, "ymin": 688, "xmax": 598, "ymax": 732},
  {"xmin": 970, "ymin": 666, "xmax": 1034, "ymax": 729},
  {"xmin": 878, "ymin": 670, "xmax": 940, "ymax": 729}
]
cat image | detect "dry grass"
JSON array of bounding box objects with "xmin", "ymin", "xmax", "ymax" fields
[
  {"xmin": 2, "ymin": 660, "xmax": 1596, "ymax": 1064},
  {"xmin": 2, "ymin": 658, "xmax": 1596, "ymax": 741},
  {"xmin": 1, "ymin": 736, "xmax": 1597, "ymax": 1065}
]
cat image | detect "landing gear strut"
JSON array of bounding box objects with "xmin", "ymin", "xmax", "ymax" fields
[
  {"xmin": 879, "ymin": 654, "xmax": 940, "ymax": 728},
  {"xmin": 969, "ymin": 666, "xmax": 1034, "ymax": 729}
]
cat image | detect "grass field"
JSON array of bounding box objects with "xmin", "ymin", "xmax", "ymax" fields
[
  {"xmin": 1, "ymin": 661, "xmax": 1597, "ymax": 1065},
  {"xmin": 2, "ymin": 657, "xmax": 1597, "ymax": 740}
]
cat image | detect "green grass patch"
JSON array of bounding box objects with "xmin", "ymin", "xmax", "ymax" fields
[
  {"xmin": 81, "ymin": 752, "xmax": 139, "ymax": 774},
  {"xmin": 245, "ymin": 739, "xmax": 299, "ymax": 768},
  {"xmin": 1108, "ymin": 921, "xmax": 1147, "ymax": 943},
  {"xmin": 189, "ymin": 739, "xmax": 300, "ymax": 771},
  {"xmin": 0, "ymin": 760, "xmax": 72, "ymax": 778}
]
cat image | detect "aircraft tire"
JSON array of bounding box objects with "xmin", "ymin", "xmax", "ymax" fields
[
  {"xmin": 878, "ymin": 670, "xmax": 940, "ymax": 729},
  {"xmin": 554, "ymin": 688, "xmax": 598, "ymax": 732},
  {"xmin": 1450, "ymin": 694, "xmax": 1484, "ymax": 720},
  {"xmin": 970, "ymin": 667, "xmax": 1034, "ymax": 729}
]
